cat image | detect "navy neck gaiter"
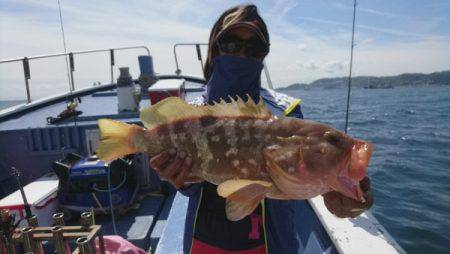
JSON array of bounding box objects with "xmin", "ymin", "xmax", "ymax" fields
[{"xmin": 206, "ymin": 55, "xmax": 264, "ymax": 104}]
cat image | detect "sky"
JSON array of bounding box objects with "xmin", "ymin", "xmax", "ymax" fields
[{"xmin": 0, "ymin": 0, "xmax": 449, "ymax": 100}]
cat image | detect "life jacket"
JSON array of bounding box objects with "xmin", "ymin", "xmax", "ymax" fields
[{"xmin": 190, "ymin": 182, "xmax": 267, "ymax": 254}]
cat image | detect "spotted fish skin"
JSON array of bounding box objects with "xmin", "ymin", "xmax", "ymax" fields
[{"xmin": 141, "ymin": 116, "xmax": 287, "ymax": 184}]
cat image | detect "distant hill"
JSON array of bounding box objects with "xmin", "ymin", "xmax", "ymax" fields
[{"xmin": 278, "ymin": 70, "xmax": 450, "ymax": 90}]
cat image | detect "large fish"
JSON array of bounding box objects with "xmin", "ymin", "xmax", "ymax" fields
[{"xmin": 97, "ymin": 96, "xmax": 373, "ymax": 221}]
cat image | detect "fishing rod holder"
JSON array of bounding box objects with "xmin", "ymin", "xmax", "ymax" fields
[
  {"xmin": 53, "ymin": 212, "xmax": 65, "ymax": 226},
  {"xmin": 11, "ymin": 212, "xmax": 105, "ymax": 254},
  {"xmin": 27, "ymin": 215, "xmax": 39, "ymax": 227}
]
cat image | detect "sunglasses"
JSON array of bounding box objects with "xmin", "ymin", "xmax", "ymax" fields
[{"xmin": 216, "ymin": 35, "xmax": 269, "ymax": 58}]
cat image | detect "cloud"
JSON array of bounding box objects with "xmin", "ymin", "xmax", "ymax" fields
[
  {"xmin": 297, "ymin": 43, "xmax": 307, "ymax": 51},
  {"xmin": 0, "ymin": 0, "xmax": 449, "ymax": 99},
  {"xmin": 296, "ymin": 60, "xmax": 345, "ymax": 74},
  {"xmin": 297, "ymin": 61, "xmax": 320, "ymax": 71}
]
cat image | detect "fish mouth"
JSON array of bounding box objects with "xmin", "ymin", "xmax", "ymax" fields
[
  {"xmin": 337, "ymin": 176, "xmax": 365, "ymax": 202},
  {"xmin": 335, "ymin": 141, "xmax": 374, "ymax": 202},
  {"xmin": 348, "ymin": 141, "xmax": 374, "ymax": 182}
]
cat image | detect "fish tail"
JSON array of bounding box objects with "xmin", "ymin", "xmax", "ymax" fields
[{"xmin": 97, "ymin": 119, "xmax": 145, "ymax": 162}]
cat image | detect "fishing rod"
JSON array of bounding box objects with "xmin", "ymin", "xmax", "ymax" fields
[
  {"xmin": 10, "ymin": 167, "xmax": 37, "ymax": 226},
  {"xmin": 57, "ymin": 0, "xmax": 80, "ymax": 128},
  {"xmin": 57, "ymin": 0, "xmax": 72, "ymax": 93},
  {"xmin": 344, "ymin": 0, "xmax": 357, "ymax": 134}
]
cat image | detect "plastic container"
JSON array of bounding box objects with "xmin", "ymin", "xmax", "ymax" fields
[
  {"xmin": 117, "ymin": 67, "xmax": 138, "ymax": 112},
  {"xmin": 0, "ymin": 173, "xmax": 59, "ymax": 226},
  {"xmin": 147, "ymin": 79, "xmax": 186, "ymax": 105}
]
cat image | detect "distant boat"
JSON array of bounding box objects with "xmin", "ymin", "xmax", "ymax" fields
[
  {"xmin": 364, "ymin": 77, "xmax": 394, "ymax": 89},
  {"xmin": 364, "ymin": 84, "xmax": 394, "ymax": 89}
]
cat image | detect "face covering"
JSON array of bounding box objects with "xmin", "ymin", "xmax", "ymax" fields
[{"xmin": 206, "ymin": 55, "xmax": 264, "ymax": 104}]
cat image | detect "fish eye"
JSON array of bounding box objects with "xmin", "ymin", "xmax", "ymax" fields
[{"xmin": 324, "ymin": 131, "xmax": 341, "ymax": 146}]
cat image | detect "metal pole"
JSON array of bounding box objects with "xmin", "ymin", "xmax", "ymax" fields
[
  {"xmin": 173, "ymin": 45, "xmax": 181, "ymax": 75},
  {"xmin": 263, "ymin": 60, "xmax": 274, "ymax": 89},
  {"xmin": 0, "ymin": 46, "xmax": 150, "ymax": 64},
  {"xmin": 110, "ymin": 49, "xmax": 115, "ymax": 83},
  {"xmin": 69, "ymin": 53, "xmax": 75, "ymax": 91},
  {"xmin": 22, "ymin": 57, "xmax": 31, "ymax": 103},
  {"xmin": 196, "ymin": 44, "xmax": 204, "ymax": 73},
  {"xmin": 53, "ymin": 212, "xmax": 65, "ymax": 226},
  {"xmin": 76, "ymin": 237, "xmax": 94, "ymax": 254},
  {"xmin": 27, "ymin": 215, "xmax": 38, "ymax": 228},
  {"xmin": 22, "ymin": 225, "xmax": 43, "ymax": 254},
  {"xmin": 80, "ymin": 212, "xmax": 93, "ymax": 229},
  {"xmin": 0, "ymin": 46, "xmax": 150, "ymax": 101},
  {"xmin": 21, "ymin": 227, "xmax": 38, "ymax": 254},
  {"xmin": 52, "ymin": 226, "xmax": 70, "ymax": 254}
]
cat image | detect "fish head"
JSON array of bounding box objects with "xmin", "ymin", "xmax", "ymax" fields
[{"xmin": 294, "ymin": 122, "xmax": 374, "ymax": 201}]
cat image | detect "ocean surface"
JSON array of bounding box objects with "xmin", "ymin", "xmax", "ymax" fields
[
  {"xmin": 0, "ymin": 100, "xmax": 25, "ymax": 110},
  {"xmin": 286, "ymin": 85, "xmax": 450, "ymax": 254},
  {"xmin": 1, "ymin": 85, "xmax": 449, "ymax": 253}
]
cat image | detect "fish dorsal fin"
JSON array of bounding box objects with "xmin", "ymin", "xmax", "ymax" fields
[
  {"xmin": 140, "ymin": 97, "xmax": 197, "ymax": 129},
  {"xmin": 140, "ymin": 96, "xmax": 272, "ymax": 129}
]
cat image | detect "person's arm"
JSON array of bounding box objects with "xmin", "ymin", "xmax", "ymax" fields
[
  {"xmin": 322, "ymin": 176, "xmax": 373, "ymax": 218},
  {"xmin": 149, "ymin": 149, "xmax": 203, "ymax": 197}
]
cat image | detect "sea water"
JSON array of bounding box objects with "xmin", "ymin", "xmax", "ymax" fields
[
  {"xmin": 287, "ymin": 85, "xmax": 450, "ymax": 254},
  {"xmin": 0, "ymin": 100, "xmax": 25, "ymax": 110}
]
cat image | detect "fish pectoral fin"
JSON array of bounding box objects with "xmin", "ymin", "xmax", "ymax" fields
[
  {"xmin": 263, "ymin": 146, "xmax": 303, "ymax": 197},
  {"xmin": 217, "ymin": 179, "xmax": 272, "ymax": 200},
  {"xmin": 225, "ymin": 195, "xmax": 264, "ymax": 221},
  {"xmin": 217, "ymin": 179, "xmax": 272, "ymax": 221}
]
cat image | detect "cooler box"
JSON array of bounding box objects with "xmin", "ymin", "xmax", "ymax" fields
[
  {"xmin": 0, "ymin": 173, "xmax": 59, "ymax": 227},
  {"xmin": 147, "ymin": 79, "xmax": 186, "ymax": 105}
]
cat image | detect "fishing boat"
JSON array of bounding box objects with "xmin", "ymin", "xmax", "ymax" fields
[{"xmin": 0, "ymin": 43, "xmax": 405, "ymax": 253}]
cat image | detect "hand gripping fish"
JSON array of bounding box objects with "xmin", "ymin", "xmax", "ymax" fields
[{"xmin": 97, "ymin": 96, "xmax": 374, "ymax": 221}]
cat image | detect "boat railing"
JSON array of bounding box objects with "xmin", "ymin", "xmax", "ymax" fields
[
  {"xmin": 172, "ymin": 43, "xmax": 273, "ymax": 89},
  {"xmin": 0, "ymin": 46, "xmax": 151, "ymax": 103},
  {"xmin": 173, "ymin": 43, "xmax": 208, "ymax": 76}
]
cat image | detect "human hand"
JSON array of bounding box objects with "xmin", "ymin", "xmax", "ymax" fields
[
  {"xmin": 322, "ymin": 176, "xmax": 373, "ymax": 218},
  {"xmin": 149, "ymin": 149, "xmax": 201, "ymax": 189}
]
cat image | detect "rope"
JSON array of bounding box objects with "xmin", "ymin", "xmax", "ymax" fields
[
  {"xmin": 107, "ymin": 164, "xmax": 118, "ymax": 235},
  {"xmin": 344, "ymin": 0, "xmax": 357, "ymax": 134}
]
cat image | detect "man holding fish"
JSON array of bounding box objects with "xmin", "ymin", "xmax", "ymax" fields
[{"xmin": 97, "ymin": 4, "xmax": 373, "ymax": 254}]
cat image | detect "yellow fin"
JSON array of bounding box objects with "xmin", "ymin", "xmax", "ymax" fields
[
  {"xmin": 217, "ymin": 179, "xmax": 272, "ymax": 221},
  {"xmin": 226, "ymin": 196, "xmax": 263, "ymax": 221},
  {"xmin": 139, "ymin": 95, "xmax": 272, "ymax": 130},
  {"xmin": 217, "ymin": 179, "xmax": 272, "ymax": 199},
  {"xmin": 96, "ymin": 119, "xmax": 144, "ymax": 162}
]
